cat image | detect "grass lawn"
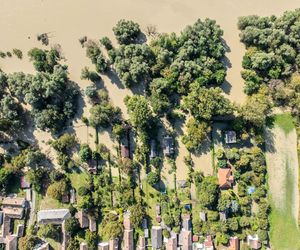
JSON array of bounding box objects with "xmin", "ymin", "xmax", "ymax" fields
[
  {"xmin": 7, "ymin": 175, "xmax": 24, "ymax": 196},
  {"xmin": 141, "ymin": 180, "xmax": 160, "ymax": 225},
  {"xmin": 269, "ymin": 167, "xmax": 300, "ymax": 250},
  {"xmin": 273, "ymin": 113, "xmax": 295, "ymax": 135},
  {"xmin": 39, "ymin": 196, "xmax": 68, "ymax": 210},
  {"xmin": 68, "ymin": 169, "xmax": 89, "ymax": 191},
  {"xmin": 269, "ymin": 115, "xmax": 300, "ymax": 249}
]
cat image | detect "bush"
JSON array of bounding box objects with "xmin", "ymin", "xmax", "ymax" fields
[
  {"xmin": 81, "ymin": 67, "xmax": 101, "ymax": 82},
  {"xmin": 86, "ymin": 44, "xmax": 108, "ymax": 73},
  {"xmin": 100, "ymin": 37, "xmax": 113, "ymax": 50},
  {"xmin": 64, "ymin": 217, "xmax": 80, "ymax": 237},
  {"xmin": 78, "ymin": 186, "xmax": 90, "ymax": 196},
  {"xmin": 163, "ymin": 213, "xmax": 175, "ymax": 227},
  {"xmin": 79, "ymin": 144, "xmax": 92, "ymax": 162},
  {"xmin": 217, "ymin": 159, "xmax": 227, "ymax": 168},
  {"xmin": 207, "ymin": 210, "xmax": 219, "ymax": 221},
  {"xmin": 113, "ymin": 19, "xmax": 141, "ymax": 45},
  {"xmin": 163, "ymin": 229, "xmax": 170, "ymax": 238},
  {"xmin": 46, "ymin": 180, "xmax": 68, "ymax": 201},
  {"xmin": 146, "ymin": 171, "xmax": 159, "ymax": 187},
  {"xmin": 12, "ymin": 49, "xmax": 23, "ymax": 59},
  {"xmin": 38, "ymin": 224, "xmax": 60, "ymax": 240},
  {"xmin": 85, "ymin": 85, "xmax": 98, "ymax": 99}
]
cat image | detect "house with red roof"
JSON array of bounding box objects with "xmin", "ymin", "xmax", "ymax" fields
[{"xmin": 218, "ymin": 168, "xmax": 234, "ymax": 189}]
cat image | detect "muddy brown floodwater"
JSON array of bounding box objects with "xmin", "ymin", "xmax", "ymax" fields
[{"xmin": 0, "ymin": 0, "xmax": 299, "ymax": 184}]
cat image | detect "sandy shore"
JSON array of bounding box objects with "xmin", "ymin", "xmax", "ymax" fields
[{"xmin": 1, "ymin": 0, "xmax": 299, "ymax": 180}]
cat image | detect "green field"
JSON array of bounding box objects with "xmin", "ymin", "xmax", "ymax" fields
[
  {"xmin": 273, "ymin": 113, "xmax": 295, "ymax": 135},
  {"xmin": 269, "ymin": 166, "xmax": 300, "ymax": 250},
  {"xmin": 269, "ymin": 114, "xmax": 300, "ymax": 250}
]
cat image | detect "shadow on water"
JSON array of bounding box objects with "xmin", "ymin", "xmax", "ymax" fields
[
  {"xmin": 106, "ymin": 68, "xmax": 125, "ymax": 90},
  {"xmin": 221, "ymin": 80, "xmax": 232, "ymax": 95}
]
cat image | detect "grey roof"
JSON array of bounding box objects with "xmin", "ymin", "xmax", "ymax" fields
[
  {"xmin": 37, "ymin": 209, "xmax": 71, "ymax": 223},
  {"xmin": 151, "ymin": 226, "xmax": 162, "ymax": 249},
  {"xmin": 225, "ymin": 130, "xmax": 237, "ymax": 144},
  {"xmin": 163, "ymin": 136, "xmax": 174, "ymax": 155},
  {"xmin": 150, "ymin": 140, "xmax": 157, "ymax": 159}
]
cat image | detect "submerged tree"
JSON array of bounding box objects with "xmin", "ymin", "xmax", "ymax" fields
[{"xmin": 113, "ymin": 19, "xmax": 141, "ymax": 45}]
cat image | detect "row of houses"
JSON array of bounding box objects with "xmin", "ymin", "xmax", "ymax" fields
[
  {"xmin": 75, "ymin": 209, "xmax": 261, "ymax": 250},
  {"xmin": 0, "ymin": 196, "xmax": 27, "ymax": 250},
  {"xmin": 120, "ymin": 135, "xmax": 175, "ymax": 160}
]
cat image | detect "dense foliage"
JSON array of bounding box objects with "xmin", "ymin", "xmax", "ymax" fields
[
  {"xmin": 113, "ymin": 19, "xmax": 141, "ymax": 45},
  {"xmin": 238, "ymin": 9, "xmax": 300, "ymax": 118}
]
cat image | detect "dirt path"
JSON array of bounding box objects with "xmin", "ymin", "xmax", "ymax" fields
[{"xmin": 265, "ymin": 124, "xmax": 299, "ymax": 225}]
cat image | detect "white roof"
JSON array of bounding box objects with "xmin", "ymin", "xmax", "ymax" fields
[{"xmin": 37, "ymin": 209, "xmax": 71, "ymax": 222}]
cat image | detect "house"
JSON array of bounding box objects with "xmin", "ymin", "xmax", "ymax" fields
[
  {"xmin": 20, "ymin": 176, "xmax": 30, "ymax": 189},
  {"xmin": 204, "ymin": 235, "xmax": 214, "ymax": 250},
  {"xmin": 33, "ymin": 242, "xmax": 50, "ymax": 250},
  {"xmin": 218, "ymin": 168, "xmax": 234, "ymax": 189},
  {"xmin": 16, "ymin": 224, "xmax": 24, "ymax": 237},
  {"xmin": 182, "ymin": 214, "xmax": 191, "ymax": 231},
  {"xmin": 142, "ymin": 218, "xmax": 148, "ymax": 229},
  {"xmin": 109, "ymin": 238, "xmax": 119, "ymax": 250},
  {"xmin": 144, "ymin": 229, "xmax": 149, "ymax": 238},
  {"xmin": 0, "ymin": 211, "xmax": 3, "ymax": 225},
  {"xmin": 151, "ymin": 226, "xmax": 162, "ymax": 249},
  {"xmin": 224, "ymin": 131, "xmax": 237, "ymax": 144},
  {"xmin": 88, "ymin": 166, "xmax": 97, "ymax": 175},
  {"xmin": 89, "ymin": 216, "xmax": 97, "ymax": 232},
  {"xmin": 25, "ymin": 189, "xmax": 32, "ymax": 201},
  {"xmin": 5, "ymin": 235, "xmax": 17, "ymax": 250},
  {"xmin": 61, "ymin": 193, "xmax": 69, "ymax": 203},
  {"xmin": 124, "ymin": 212, "xmax": 132, "ymax": 230},
  {"xmin": 121, "ymin": 144, "xmax": 130, "ymax": 158},
  {"xmin": 219, "ymin": 211, "xmax": 227, "ymax": 222},
  {"xmin": 150, "ymin": 140, "xmax": 157, "ymax": 159},
  {"xmin": 247, "ymin": 235, "xmax": 261, "ymax": 249},
  {"xmin": 2, "ymin": 196, "xmax": 26, "ymax": 220},
  {"xmin": 2, "ymin": 214, "xmax": 11, "ymax": 237},
  {"xmin": 70, "ymin": 189, "xmax": 76, "ymax": 204},
  {"xmin": 37, "ymin": 209, "xmax": 71, "ymax": 224},
  {"xmin": 177, "ymin": 180, "xmax": 188, "ymax": 189},
  {"xmin": 229, "ymin": 236, "xmax": 239, "ymax": 250},
  {"xmin": 192, "ymin": 235, "xmax": 199, "ymax": 242},
  {"xmin": 80, "ymin": 242, "xmax": 88, "ymax": 250},
  {"xmin": 76, "ymin": 210, "xmax": 89, "ymax": 228},
  {"xmin": 166, "ymin": 236, "xmax": 177, "ymax": 250},
  {"xmin": 123, "ymin": 228, "xmax": 134, "ymax": 250},
  {"xmin": 181, "ymin": 230, "xmax": 192, "ymax": 250},
  {"xmin": 200, "ymin": 212, "xmax": 206, "ymax": 222},
  {"xmin": 2, "ymin": 207, "xmax": 24, "ymax": 219},
  {"xmin": 155, "ymin": 204, "xmax": 161, "ymax": 215},
  {"xmin": 123, "ymin": 211, "xmax": 134, "ymax": 250},
  {"xmin": 98, "ymin": 242, "xmax": 109, "ymax": 250},
  {"xmin": 137, "ymin": 236, "xmax": 146, "ymax": 250},
  {"xmin": 156, "ymin": 216, "xmax": 161, "ymax": 223},
  {"xmin": 163, "ymin": 136, "xmax": 174, "ymax": 156},
  {"xmin": 2, "ymin": 197, "xmax": 26, "ymax": 208}
]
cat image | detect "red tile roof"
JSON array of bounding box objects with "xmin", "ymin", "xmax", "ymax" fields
[
  {"xmin": 218, "ymin": 168, "xmax": 234, "ymax": 189},
  {"xmin": 230, "ymin": 236, "xmax": 239, "ymax": 250}
]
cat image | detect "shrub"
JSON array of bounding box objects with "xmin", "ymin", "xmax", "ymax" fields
[
  {"xmin": 113, "ymin": 19, "xmax": 141, "ymax": 45},
  {"xmin": 12, "ymin": 49, "xmax": 23, "ymax": 59},
  {"xmin": 146, "ymin": 171, "xmax": 159, "ymax": 187}
]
